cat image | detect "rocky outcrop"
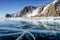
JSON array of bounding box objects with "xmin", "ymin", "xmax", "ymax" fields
[
  {"xmin": 55, "ymin": 0, "xmax": 60, "ymax": 16},
  {"xmin": 29, "ymin": 0, "xmax": 60, "ymax": 17},
  {"xmin": 17, "ymin": 6, "xmax": 37, "ymax": 17},
  {"xmin": 5, "ymin": 14, "xmax": 12, "ymax": 18},
  {"xmin": 32, "ymin": 4, "xmax": 58, "ymax": 17},
  {"xmin": 24, "ymin": 7, "xmax": 44, "ymax": 17}
]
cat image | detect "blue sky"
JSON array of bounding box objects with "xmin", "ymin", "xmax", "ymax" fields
[{"xmin": 0, "ymin": 0, "xmax": 53, "ymax": 17}]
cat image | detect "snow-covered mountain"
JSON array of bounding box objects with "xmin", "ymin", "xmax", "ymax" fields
[
  {"xmin": 5, "ymin": 0, "xmax": 60, "ymax": 18},
  {"xmin": 16, "ymin": 6, "xmax": 37, "ymax": 17},
  {"xmin": 24, "ymin": 7, "xmax": 43, "ymax": 17},
  {"xmin": 24, "ymin": 0, "xmax": 60, "ymax": 17}
]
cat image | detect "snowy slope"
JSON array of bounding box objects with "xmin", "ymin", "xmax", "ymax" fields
[{"xmin": 25, "ymin": 7, "xmax": 43, "ymax": 17}]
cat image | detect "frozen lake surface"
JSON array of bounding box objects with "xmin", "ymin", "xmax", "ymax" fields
[{"xmin": 0, "ymin": 17, "xmax": 60, "ymax": 40}]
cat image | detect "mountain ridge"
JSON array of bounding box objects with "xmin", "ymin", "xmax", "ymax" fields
[{"xmin": 5, "ymin": 0, "xmax": 60, "ymax": 18}]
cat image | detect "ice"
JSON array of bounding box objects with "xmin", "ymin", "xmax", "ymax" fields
[{"xmin": 0, "ymin": 17, "xmax": 60, "ymax": 40}]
